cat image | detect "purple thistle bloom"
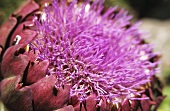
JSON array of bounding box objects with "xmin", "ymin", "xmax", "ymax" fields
[
  {"xmin": 31, "ymin": 0, "xmax": 158, "ymax": 104},
  {"xmin": 0, "ymin": 0, "xmax": 165, "ymax": 110}
]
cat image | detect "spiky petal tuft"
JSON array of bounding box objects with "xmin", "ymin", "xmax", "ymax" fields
[{"xmin": 31, "ymin": 0, "xmax": 158, "ymax": 104}]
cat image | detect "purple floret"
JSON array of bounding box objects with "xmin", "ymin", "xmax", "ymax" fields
[{"xmin": 30, "ymin": 0, "xmax": 158, "ymax": 103}]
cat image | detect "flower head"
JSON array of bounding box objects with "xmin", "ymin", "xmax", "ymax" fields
[
  {"xmin": 31, "ymin": 0, "xmax": 157, "ymax": 103},
  {"xmin": 0, "ymin": 0, "xmax": 165, "ymax": 111}
]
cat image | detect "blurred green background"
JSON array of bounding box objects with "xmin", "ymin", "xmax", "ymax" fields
[
  {"xmin": 0, "ymin": 0, "xmax": 170, "ymax": 110},
  {"xmin": 0, "ymin": 0, "xmax": 24, "ymax": 25}
]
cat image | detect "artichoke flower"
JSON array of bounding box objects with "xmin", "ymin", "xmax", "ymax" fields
[{"xmin": 0, "ymin": 0, "xmax": 165, "ymax": 111}]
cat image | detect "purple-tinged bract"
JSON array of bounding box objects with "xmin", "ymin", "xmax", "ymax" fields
[{"xmin": 30, "ymin": 0, "xmax": 158, "ymax": 104}]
